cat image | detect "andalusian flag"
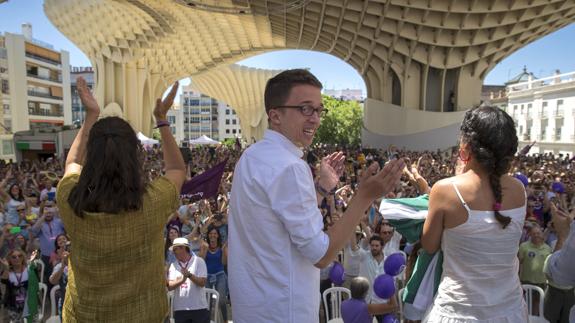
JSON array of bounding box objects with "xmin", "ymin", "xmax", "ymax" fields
[
  {"xmin": 380, "ymin": 195, "xmax": 443, "ymax": 321},
  {"xmin": 23, "ymin": 260, "xmax": 40, "ymax": 322}
]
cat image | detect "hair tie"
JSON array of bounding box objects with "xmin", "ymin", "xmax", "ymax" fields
[{"xmin": 493, "ymin": 202, "xmax": 502, "ymax": 211}]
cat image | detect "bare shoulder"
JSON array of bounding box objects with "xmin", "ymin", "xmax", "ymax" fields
[
  {"xmin": 501, "ymin": 175, "xmax": 527, "ymax": 204},
  {"xmin": 429, "ymin": 177, "xmax": 457, "ymax": 204}
]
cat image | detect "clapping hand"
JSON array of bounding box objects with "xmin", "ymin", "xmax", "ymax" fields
[
  {"xmin": 357, "ymin": 159, "xmax": 405, "ymax": 201},
  {"xmin": 76, "ymin": 77, "xmax": 100, "ymax": 118},
  {"xmin": 318, "ymin": 152, "xmax": 345, "ymax": 192},
  {"xmin": 154, "ymin": 81, "xmax": 179, "ymax": 122}
]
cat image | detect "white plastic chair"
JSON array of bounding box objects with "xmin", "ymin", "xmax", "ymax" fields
[
  {"xmin": 38, "ymin": 282, "xmax": 48, "ymax": 321},
  {"xmin": 522, "ymin": 284, "xmax": 548, "ymax": 323},
  {"xmin": 46, "ymin": 285, "xmax": 61, "ymax": 323},
  {"xmin": 322, "ymin": 286, "xmax": 351, "ymax": 323},
  {"xmin": 167, "ymin": 291, "xmax": 175, "ymax": 323},
  {"xmin": 205, "ymin": 288, "xmax": 220, "ymax": 323},
  {"xmin": 397, "ymin": 288, "xmax": 405, "ymax": 321},
  {"xmin": 36, "ymin": 258, "xmax": 45, "ymax": 284}
]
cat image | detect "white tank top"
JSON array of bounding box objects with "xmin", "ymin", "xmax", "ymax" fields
[{"xmin": 428, "ymin": 182, "xmax": 529, "ymax": 322}]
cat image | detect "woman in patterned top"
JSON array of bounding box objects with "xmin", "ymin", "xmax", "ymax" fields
[{"xmin": 56, "ymin": 77, "xmax": 186, "ymax": 322}]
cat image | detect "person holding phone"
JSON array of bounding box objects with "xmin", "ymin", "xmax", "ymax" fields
[{"xmin": 55, "ymin": 77, "xmax": 186, "ymax": 321}]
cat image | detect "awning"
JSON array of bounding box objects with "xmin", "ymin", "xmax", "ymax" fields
[{"xmin": 16, "ymin": 141, "xmax": 56, "ymax": 151}]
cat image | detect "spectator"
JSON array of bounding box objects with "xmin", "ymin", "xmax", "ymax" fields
[
  {"xmin": 543, "ymin": 205, "xmax": 575, "ymax": 323},
  {"xmin": 0, "ymin": 249, "xmax": 39, "ymax": 322},
  {"xmin": 49, "ymin": 243, "xmax": 70, "ymax": 319},
  {"xmin": 341, "ymin": 276, "xmax": 398, "ymax": 323},
  {"xmin": 199, "ymin": 225, "xmax": 228, "ymax": 322},
  {"xmin": 31, "ymin": 202, "xmax": 65, "ymax": 284},
  {"xmin": 519, "ymin": 225, "xmax": 552, "ymax": 288},
  {"xmin": 168, "ymin": 237, "xmax": 209, "ymax": 323}
]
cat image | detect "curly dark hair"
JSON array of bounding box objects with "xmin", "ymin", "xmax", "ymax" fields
[
  {"xmin": 68, "ymin": 117, "xmax": 148, "ymax": 217},
  {"xmin": 460, "ymin": 106, "xmax": 518, "ymax": 229}
]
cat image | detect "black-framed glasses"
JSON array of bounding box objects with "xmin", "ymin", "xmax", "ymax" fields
[{"xmin": 274, "ymin": 105, "xmax": 328, "ymax": 117}]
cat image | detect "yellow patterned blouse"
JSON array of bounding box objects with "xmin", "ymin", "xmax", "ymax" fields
[{"xmin": 56, "ymin": 174, "xmax": 179, "ymax": 323}]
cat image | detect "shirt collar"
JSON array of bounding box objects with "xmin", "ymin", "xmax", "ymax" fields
[{"xmin": 264, "ymin": 129, "xmax": 304, "ymax": 158}]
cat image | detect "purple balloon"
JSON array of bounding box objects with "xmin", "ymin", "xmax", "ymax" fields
[
  {"xmin": 373, "ymin": 274, "xmax": 395, "ymax": 299},
  {"xmin": 329, "ymin": 262, "xmax": 345, "ymax": 285},
  {"xmin": 384, "ymin": 252, "xmax": 406, "ymax": 277},
  {"xmin": 382, "ymin": 314, "xmax": 399, "ymax": 323},
  {"xmin": 552, "ymin": 182, "xmax": 565, "ymax": 194},
  {"xmin": 514, "ymin": 173, "xmax": 529, "ymax": 187}
]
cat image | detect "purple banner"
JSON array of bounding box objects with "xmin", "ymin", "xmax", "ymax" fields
[{"xmin": 181, "ymin": 159, "xmax": 228, "ymax": 201}]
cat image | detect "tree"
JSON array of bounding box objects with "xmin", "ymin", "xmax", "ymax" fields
[{"xmin": 314, "ymin": 95, "xmax": 363, "ymax": 147}]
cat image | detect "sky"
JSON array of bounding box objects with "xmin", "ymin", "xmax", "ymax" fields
[{"xmin": 2, "ymin": 0, "xmax": 575, "ymax": 94}]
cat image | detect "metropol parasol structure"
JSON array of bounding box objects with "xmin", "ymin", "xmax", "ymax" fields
[{"xmin": 44, "ymin": 0, "xmax": 575, "ymax": 149}]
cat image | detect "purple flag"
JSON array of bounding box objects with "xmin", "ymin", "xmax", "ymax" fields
[{"xmin": 181, "ymin": 159, "xmax": 227, "ymax": 201}]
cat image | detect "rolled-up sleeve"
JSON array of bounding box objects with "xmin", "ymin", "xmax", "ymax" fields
[
  {"xmin": 268, "ymin": 162, "xmax": 329, "ymax": 264},
  {"xmin": 544, "ymin": 222, "xmax": 575, "ymax": 287}
]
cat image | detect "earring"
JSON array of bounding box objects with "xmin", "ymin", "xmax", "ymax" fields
[{"xmin": 458, "ymin": 149, "xmax": 471, "ymax": 163}]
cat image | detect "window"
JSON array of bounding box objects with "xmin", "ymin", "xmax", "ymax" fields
[
  {"xmin": 3, "ymin": 119, "xmax": 11, "ymax": 132},
  {"xmin": 2, "ymin": 140, "xmax": 13, "ymax": 155},
  {"xmin": 226, "ymin": 109, "xmax": 230, "ymax": 115},
  {"xmin": 1, "ymin": 79, "xmax": 8, "ymax": 94},
  {"xmin": 232, "ymin": 110, "xmax": 236, "ymax": 115},
  {"xmin": 226, "ymin": 129, "xmax": 230, "ymax": 134},
  {"xmin": 232, "ymin": 119, "xmax": 237, "ymax": 125},
  {"xmin": 168, "ymin": 116, "xmax": 176, "ymax": 124},
  {"xmin": 232, "ymin": 129, "xmax": 237, "ymax": 134},
  {"xmin": 239, "ymin": 129, "xmax": 241, "ymax": 133},
  {"xmin": 171, "ymin": 127, "xmax": 176, "ymax": 135},
  {"xmin": 225, "ymin": 119, "xmax": 230, "ymax": 125},
  {"xmin": 3, "ymin": 104, "xmax": 9, "ymax": 114},
  {"xmin": 541, "ymin": 119, "xmax": 548, "ymax": 139}
]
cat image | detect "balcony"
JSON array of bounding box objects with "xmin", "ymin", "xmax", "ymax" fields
[
  {"xmin": 538, "ymin": 111, "xmax": 548, "ymax": 119},
  {"xmin": 522, "ymin": 133, "xmax": 531, "ymax": 141},
  {"xmin": 27, "ymin": 90, "xmax": 62, "ymax": 100},
  {"xmin": 552, "ymin": 110, "xmax": 564, "ymax": 118},
  {"xmin": 526, "ymin": 114, "xmax": 533, "ymax": 120},
  {"xmin": 25, "ymin": 52, "xmax": 61, "ymax": 67},
  {"xmin": 27, "ymin": 72, "xmax": 61, "ymax": 83},
  {"xmin": 28, "ymin": 107, "xmax": 63, "ymax": 118},
  {"xmin": 553, "ymin": 134, "xmax": 562, "ymax": 141}
]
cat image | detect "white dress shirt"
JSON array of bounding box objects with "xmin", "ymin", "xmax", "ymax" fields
[
  {"xmin": 229, "ymin": 129, "xmax": 330, "ymax": 323},
  {"xmin": 544, "ymin": 222, "xmax": 575, "ymax": 322},
  {"xmin": 351, "ymin": 247, "xmax": 386, "ymax": 304}
]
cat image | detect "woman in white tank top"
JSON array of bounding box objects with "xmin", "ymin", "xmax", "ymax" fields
[{"xmin": 421, "ymin": 106, "xmax": 529, "ymax": 322}]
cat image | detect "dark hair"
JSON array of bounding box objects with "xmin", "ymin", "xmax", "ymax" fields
[
  {"xmin": 264, "ymin": 69, "xmax": 322, "ymax": 114},
  {"xmin": 54, "ymin": 233, "xmax": 68, "ymax": 250},
  {"xmin": 68, "ymin": 117, "xmax": 148, "ymax": 217},
  {"xmin": 460, "ymin": 106, "xmax": 518, "ymax": 229},
  {"xmin": 164, "ymin": 226, "xmax": 181, "ymax": 259},
  {"xmin": 206, "ymin": 225, "xmax": 222, "ymax": 248},
  {"xmin": 369, "ymin": 235, "xmax": 384, "ymax": 246},
  {"xmin": 349, "ymin": 276, "xmax": 370, "ymax": 299},
  {"xmin": 8, "ymin": 184, "xmax": 24, "ymax": 201}
]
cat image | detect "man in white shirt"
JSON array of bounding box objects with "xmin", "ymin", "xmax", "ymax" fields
[
  {"xmin": 168, "ymin": 237, "xmax": 209, "ymax": 323},
  {"xmin": 351, "ymin": 235, "xmax": 387, "ymax": 304},
  {"xmin": 228, "ymin": 69, "xmax": 404, "ymax": 323}
]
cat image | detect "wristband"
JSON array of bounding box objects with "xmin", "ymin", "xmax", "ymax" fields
[
  {"xmin": 315, "ymin": 181, "xmax": 334, "ymax": 197},
  {"xmin": 155, "ymin": 120, "xmax": 170, "ymax": 129}
]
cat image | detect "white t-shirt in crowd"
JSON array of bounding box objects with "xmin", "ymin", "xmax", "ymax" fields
[{"xmin": 168, "ymin": 255, "xmax": 208, "ymax": 311}]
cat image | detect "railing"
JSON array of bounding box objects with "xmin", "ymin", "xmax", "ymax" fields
[
  {"xmin": 27, "ymin": 90, "xmax": 62, "ymax": 100},
  {"xmin": 552, "ymin": 109, "xmax": 564, "ymax": 118},
  {"xmin": 553, "ymin": 134, "xmax": 562, "ymax": 142},
  {"xmin": 508, "ymin": 71, "xmax": 575, "ymax": 93},
  {"xmin": 25, "ymin": 52, "xmax": 61, "ymax": 67},
  {"xmin": 522, "ymin": 133, "xmax": 531, "ymax": 141},
  {"xmin": 27, "ymin": 72, "xmax": 61, "ymax": 83},
  {"xmin": 539, "ymin": 111, "xmax": 548, "ymax": 119},
  {"xmin": 28, "ymin": 107, "xmax": 63, "ymax": 118}
]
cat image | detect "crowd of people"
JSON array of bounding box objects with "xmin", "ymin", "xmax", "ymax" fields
[
  {"xmin": 0, "ymin": 70, "xmax": 573, "ymax": 323},
  {"xmin": 0, "ymin": 141, "xmax": 573, "ymax": 322}
]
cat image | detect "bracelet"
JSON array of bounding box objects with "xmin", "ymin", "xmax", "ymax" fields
[
  {"xmin": 315, "ymin": 181, "xmax": 334, "ymax": 197},
  {"xmin": 154, "ymin": 120, "xmax": 170, "ymax": 129}
]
